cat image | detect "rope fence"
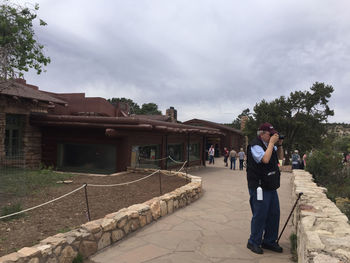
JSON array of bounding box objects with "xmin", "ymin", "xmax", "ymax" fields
[
  {"xmin": 0, "ymin": 185, "xmax": 86, "ymax": 220},
  {"xmin": 137, "ymin": 155, "xmax": 187, "ymax": 164},
  {"xmin": 0, "ymin": 157, "xmax": 189, "ymax": 221},
  {"xmin": 168, "ymin": 156, "xmax": 186, "ymax": 164},
  {"xmin": 88, "ymin": 170, "xmax": 160, "ymax": 187},
  {"xmin": 138, "ymin": 156, "xmax": 169, "ymax": 162}
]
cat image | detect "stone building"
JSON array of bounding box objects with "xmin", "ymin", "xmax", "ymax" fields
[
  {"xmin": 1, "ymin": 80, "xmax": 224, "ymax": 173},
  {"xmin": 0, "ymin": 79, "xmax": 66, "ymax": 168}
]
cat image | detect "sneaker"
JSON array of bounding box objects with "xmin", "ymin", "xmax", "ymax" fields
[
  {"xmin": 247, "ymin": 242, "xmax": 263, "ymax": 254},
  {"xmin": 261, "ymin": 242, "xmax": 283, "ymax": 253}
]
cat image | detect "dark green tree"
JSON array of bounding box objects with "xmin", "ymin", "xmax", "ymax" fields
[
  {"xmin": 244, "ymin": 82, "xmax": 334, "ymax": 163},
  {"xmin": 108, "ymin": 97, "xmax": 141, "ymax": 114},
  {"xmin": 0, "ymin": 1, "xmax": 50, "ymax": 79},
  {"xmin": 139, "ymin": 103, "xmax": 162, "ymax": 115}
]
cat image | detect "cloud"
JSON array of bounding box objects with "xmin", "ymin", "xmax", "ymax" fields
[{"xmin": 25, "ymin": 0, "xmax": 350, "ymax": 123}]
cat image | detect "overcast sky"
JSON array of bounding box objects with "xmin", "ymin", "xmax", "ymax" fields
[{"xmin": 23, "ymin": 0, "xmax": 350, "ymax": 123}]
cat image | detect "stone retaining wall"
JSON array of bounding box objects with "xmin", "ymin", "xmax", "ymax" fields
[
  {"xmin": 0, "ymin": 169, "xmax": 202, "ymax": 263},
  {"xmin": 292, "ymin": 170, "xmax": 350, "ymax": 263}
]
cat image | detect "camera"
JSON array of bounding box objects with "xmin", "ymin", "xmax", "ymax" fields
[{"xmin": 279, "ymin": 134, "xmax": 285, "ymax": 140}]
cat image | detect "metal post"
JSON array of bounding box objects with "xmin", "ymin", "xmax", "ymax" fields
[
  {"xmin": 203, "ymin": 136, "xmax": 207, "ymax": 166},
  {"xmin": 277, "ymin": 192, "xmax": 303, "ymax": 243},
  {"xmin": 165, "ymin": 134, "xmax": 168, "ymax": 170},
  {"xmin": 159, "ymin": 171, "xmax": 162, "ymax": 195},
  {"xmin": 187, "ymin": 133, "xmax": 190, "ymax": 168},
  {"xmin": 84, "ymin": 183, "xmax": 91, "ymax": 222}
]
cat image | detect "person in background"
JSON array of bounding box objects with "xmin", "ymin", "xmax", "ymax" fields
[
  {"xmin": 246, "ymin": 122, "xmax": 283, "ymax": 254},
  {"xmin": 223, "ymin": 147, "xmax": 229, "ymax": 167},
  {"xmin": 291, "ymin": 150, "xmax": 301, "ymax": 169},
  {"xmin": 238, "ymin": 148, "xmax": 245, "ymax": 170},
  {"xmin": 208, "ymin": 145, "xmax": 215, "ymax": 165},
  {"xmin": 302, "ymin": 153, "xmax": 307, "ymax": 169},
  {"xmin": 229, "ymin": 148, "xmax": 237, "ymax": 170}
]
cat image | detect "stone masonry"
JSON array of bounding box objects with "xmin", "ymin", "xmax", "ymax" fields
[
  {"xmin": 292, "ymin": 170, "xmax": 350, "ymax": 263},
  {"xmin": 0, "ymin": 97, "xmax": 46, "ymax": 169},
  {"xmin": 22, "ymin": 114, "xmax": 42, "ymax": 168},
  {"xmin": 0, "ymin": 112, "xmax": 5, "ymax": 164},
  {"xmin": 0, "ymin": 169, "xmax": 202, "ymax": 263}
]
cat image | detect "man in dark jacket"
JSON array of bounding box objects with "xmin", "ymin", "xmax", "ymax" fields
[{"xmin": 246, "ymin": 122, "xmax": 284, "ymax": 254}]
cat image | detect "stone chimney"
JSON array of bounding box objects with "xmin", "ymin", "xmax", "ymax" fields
[
  {"xmin": 116, "ymin": 102, "xmax": 130, "ymax": 117},
  {"xmin": 15, "ymin": 78, "xmax": 39, "ymax": 90},
  {"xmin": 166, "ymin": 106, "xmax": 177, "ymax": 123},
  {"xmin": 240, "ymin": 116, "xmax": 248, "ymax": 131}
]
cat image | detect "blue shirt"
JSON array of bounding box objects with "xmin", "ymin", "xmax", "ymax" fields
[{"xmin": 251, "ymin": 142, "xmax": 277, "ymax": 163}]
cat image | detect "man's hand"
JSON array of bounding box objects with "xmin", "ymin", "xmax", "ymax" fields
[
  {"xmin": 262, "ymin": 133, "xmax": 279, "ymax": 164},
  {"xmin": 278, "ymin": 139, "xmax": 284, "ymax": 146},
  {"xmin": 270, "ymin": 133, "xmax": 279, "ymax": 145}
]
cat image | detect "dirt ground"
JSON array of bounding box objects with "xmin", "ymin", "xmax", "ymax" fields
[{"xmin": 0, "ymin": 171, "xmax": 187, "ymax": 257}]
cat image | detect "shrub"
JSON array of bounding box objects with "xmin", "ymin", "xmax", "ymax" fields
[
  {"xmin": 307, "ymin": 149, "xmax": 350, "ymax": 219},
  {"xmin": 290, "ymin": 233, "xmax": 298, "ymax": 262},
  {"xmin": 72, "ymin": 253, "xmax": 83, "ymax": 263},
  {"xmin": 306, "ymin": 149, "xmax": 343, "ymax": 186},
  {"xmin": 0, "ymin": 203, "xmax": 24, "ymax": 221}
]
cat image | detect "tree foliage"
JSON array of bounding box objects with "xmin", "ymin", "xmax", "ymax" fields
[
  {"xmin": 108, "ymin": 98, "xmax": 162, "ymax": 115},
  {"xmin": 108, "ymin": 97, "xmax": 141, "ymax": 114},
  {"xmin": 139, "ymin": 103, "xmax": 162, "ymax": 115},
  {"xmin": 333, "ymin": 136, "xmax": 350, "ymax": 154},
  {"xmin": 243, "ymin": 82, "xmax": 334, "ymax": 162},
  {"xmin": 0, "ymin": 0, "xmax": 50, "ymax": 79}
]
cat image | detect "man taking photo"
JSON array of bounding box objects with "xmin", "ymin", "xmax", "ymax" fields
[{"xmin": 246, "ymin": 122, "xmax": 283, "ymax": 254}]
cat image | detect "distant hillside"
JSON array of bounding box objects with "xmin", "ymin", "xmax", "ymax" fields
[{"xmin": 326, "ymin": 123, "xmax": 350, "ymax": 136}]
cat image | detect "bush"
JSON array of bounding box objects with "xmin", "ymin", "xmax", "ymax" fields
[
  {"xmin": 290, "ymin": 233, "xmax": 298, "ymax": 262},
  {"xmin": 306, "ymin": 149, "xmax": 350, "ymax": 219},
  {"xmin": 335, "ymin": 197, "xmax": 350, "ymax": 219},
  {"xmin": 0, "ymin": 203, "xmax": 24, "ymax": 221},
  {"xmin": 72, "ymin": 253, "xmax": 83, "ymax": 263},
  {"xmin": 306, "ymin": 150, "xmax": 343, "ymax": 186}
]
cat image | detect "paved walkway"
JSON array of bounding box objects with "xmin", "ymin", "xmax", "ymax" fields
[{"xmin": 90, "ymin": 158, "xmax": 293, "ymax": 263}]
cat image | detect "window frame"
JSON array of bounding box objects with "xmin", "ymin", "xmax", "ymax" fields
[
  {"xmin": 131, "ymin": 144, "xmax": 161, "ymax": 168},
  {"xmin": 188, "ymin": 142, "xmax": 200, "ymax": 161},
  {"xmin": 57, "ymin": 142, "xmax": 117, "ymax": 174},
  {"xmin": 5, "ymin": 114, "xmax": 24, "ymax": 158}
]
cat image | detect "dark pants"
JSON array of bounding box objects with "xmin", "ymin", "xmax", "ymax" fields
[
  {"xmin": 248, "ymin": 188, "xmax": 280, "ymax": 246},
  {"xmin": 292, "ymin": 162, "xmax": 299, "ymax": 169},
  {"xmin": 224, "ymin": 156, "xmax": 228, "ymax": 166},
  {"xmin": 209, "ymin": 155, "xmax": 214, "ymax": 164},
  {"xmin": 239, "ymin": 159, "xmax": 244, "ymax": 170},
  {"xmin": 230, "ymin": 157, "xmax": 236, "ymax": 169}
]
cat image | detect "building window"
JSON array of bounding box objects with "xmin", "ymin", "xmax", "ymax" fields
[
  {"xmin": 167, "ymin": 143, "xmax": 184, "ymax": 166},
  {"xmin": 131, "ymin": 144, "xmax": 161, "ymax": 168},
  {"xmin": 189, "ymin": 143, "xmax": 200, "ymax": 161},
  {"xmin": 57, "ymin": 143, "xmax": 116, "ymax": 174},
  {"xmin": 5, "ymin": 114, "xmax": 24, "ymax": 157}
]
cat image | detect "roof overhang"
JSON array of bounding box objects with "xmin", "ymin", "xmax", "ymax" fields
[{"xmin": 30, "ymin": 114, "xmax": 224, "ymax": 136}]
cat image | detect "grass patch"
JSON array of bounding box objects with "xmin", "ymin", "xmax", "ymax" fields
[
  {"xmin": 0, "ymin": 167, "xmax": 76, "ymax": 197},
  {"xmin": 72, "ymin": 253, "xmax": 84, "ymax": 263},
  {"xmin": 290, "ymin": 233, "xmax": 298, "ymax": 262},
  {"xmin": 57, "ymin": 227, "xmax": 71, "ymax": 233},
  {"xmin": 1, "ymin": 203, "xmax": 24, "ymax": 221}
]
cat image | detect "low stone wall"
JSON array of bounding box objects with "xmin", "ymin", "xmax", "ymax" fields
[
  {"xmin": 292, "ymin": 170, "xmax": 350, "ymax": 263},
  {"xmin": 0, "ymin": 169, "xmax": 202, "ymax": 263}
]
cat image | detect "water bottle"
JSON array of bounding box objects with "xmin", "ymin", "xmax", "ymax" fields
[{"xmin": 257, "ymin": 186, "xmax": 263, "ymax": 200}]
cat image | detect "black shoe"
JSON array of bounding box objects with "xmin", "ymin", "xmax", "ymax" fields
[
  {"xmin": 247, "ymin": 242, "xmax": 263, "ymax": 254},
  {"xmin": 261, "ymin": 242, "xmax": 283, "ymax": 253}
]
